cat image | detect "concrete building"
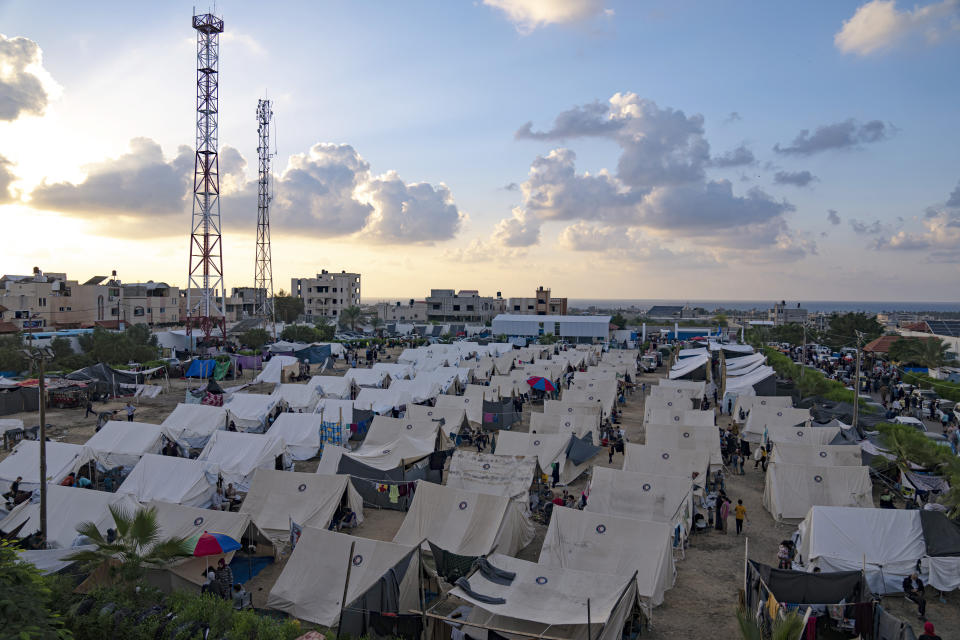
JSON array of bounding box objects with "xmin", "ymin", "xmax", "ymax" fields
[
  {"xmin": 768, "ymin": 301, "xmax": 808, "ymax": 326},
  {"xmin": 507, "ymin": 286, "xmax": 568, "ymax": 315},
  {"xmin": 291, "ymin": 270, "xmax": 361, "ymax": 322},
  {"xmin": 425, "ymin": 289, "xmax": 505, "ymax": 323},
  {"xmin": 491, "ymin": 314, "xmax": 611, "ymax": 343},
  {"xmin": 0, "ymin": 269, "xmax": 181, "ymax": 331},
  {"xmin": 376, "ymin": 300, "xmax": 428, "ymax": 323},
  {"xmin": 227, "ymin": 287, "xmax": 266, "ymax": 320}
]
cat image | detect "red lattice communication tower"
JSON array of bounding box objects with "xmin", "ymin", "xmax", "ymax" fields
[{"xmin": 186, "ymin": 12, "xmax": 226, "ymax": 346}]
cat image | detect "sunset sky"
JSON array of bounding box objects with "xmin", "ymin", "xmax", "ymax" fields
[{"xmin": 1, "ymin": 1, "xmax": 958, "ymax": 301}]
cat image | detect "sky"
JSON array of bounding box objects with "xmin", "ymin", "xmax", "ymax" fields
[{"xmin": 1, "ymin": 0, "xmax": 959, "ymax": 302}]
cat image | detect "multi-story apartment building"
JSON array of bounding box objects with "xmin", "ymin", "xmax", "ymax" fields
[
  {"xmin": 0, "ymin": 269, "xmax": 180, "ymax": 330},
  {"xmin": 227, "ymin": 287, "xmax": 266, "ymax": 320},
  {"xmin": 768, "ymin": 301, "xmax": 809, "ymax": 326},
  {"xmin": 376, "ymin": 300, "xmax": 429, "ymax": 323},
  {"xmin": 425, "ymin": 289, "xmax": 505, "ymax": 323},
  {"xmin": 291, "ymin": 270, "xmax": 361, "ymax": 321},
  {"xmin": 507, "ymin": 286, "xmax": 568, "ymax": 316}
]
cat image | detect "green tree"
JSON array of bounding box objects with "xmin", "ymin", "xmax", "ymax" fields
[
  {"xmin": 314, "ymin": 317, "xmax": 335, "ymax": 341},
  {"xmin": 769, "ymin": 323, "xmax": 805, "ymax": 346},
  {"xmin": 0, "ymin": 333, "xmax": 27, "ymax": 372},
  {"xmin": 76, "ymin": 326, "xmax": 157, "ymax": 365},
  {"xmin": 273, "ymin": 289, "xmax": 304, "ymax": 323},
  {"xmin": 736, "ymin": 606, "xmax": 804, "ymax": 640},
  {"xmin": 0, "ymin": 541, "xmax": 72, "ymax": 639},
  {"xmin": 368, "ymin": 314, "xmax": 384, "ymax": 337},
  {"xmin": 281, "ymin": 324, "xmax": 320, "ymax": 343},
  {"xmin": 339, "ymin": 305, "xmax": 363, "ymax": 331},
  {"xmin": 610, "ymin": 313, "xmax": 627, "ymax": 329},
  {"xmin": 825, "ymin": 312, "xmax": 883, "ymax": 350},
  {"xmin": 49, "ymin": 336, "xmax": 74, "ymax": 361},
  {"xmin": 240, "ymin": 328, "xmax": 271, "ymax": 350},
  {"xmin": 65, "ymin": 505, "xmax": 192, "ymax": 584},
  {"xmin": 714, "ymin": 313, "xmax": 728, "ymax": 328}
]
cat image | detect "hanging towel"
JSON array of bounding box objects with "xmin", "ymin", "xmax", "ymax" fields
[
  {"xmin": 389, "ymin": 484, "xmax": 400, "ymax": 503},
  {"xmin": 767, "ymin": 593, "xmax": 779, "ymax": 620}
]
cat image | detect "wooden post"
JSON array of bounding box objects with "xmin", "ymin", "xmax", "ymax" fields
[
  {"xmin": 744, "ymin": 537, "xmax": 749, "ymax": 597},
  {"xmin": 417, "ymin": 544, "xmax": 427, "ymax": 635},
  {"xmin": 336, "ymin": 540, "xmax": 357, "ymax": 640},
  {"xmin": 586, "ymin": 598, "xmax": 592, "ymax": 640}
]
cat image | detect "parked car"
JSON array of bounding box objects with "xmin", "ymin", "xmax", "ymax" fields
[{"xmin": 892, "ymin": 416, "xmax": 927, "ymax": 432}]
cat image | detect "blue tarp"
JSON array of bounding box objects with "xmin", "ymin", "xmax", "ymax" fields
[
  {"xmin": 293, "ymin": 344, "xmax": 332, "ymax": 365},
  {"xmin": 184, "ymin": 359, "xmax": 216, "ymax": 378}
]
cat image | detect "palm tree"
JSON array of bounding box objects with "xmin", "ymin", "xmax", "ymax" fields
[
  {"xmin": 917, "ymin": 337, "xmax": 950, "ymax": 369},
  {"xmin": 369, "ymin": 314, "xmax": 384, "ymax": 337},
  {"xmin": 66, "ymin": 504, "xmax": 192, "ymax": 583},
  {"xmin": 737, "ymin": 608, "xmax": 804, "ymax": 640},
  {"xmin": 339, "ymin": 306, "xmax": 362, "ymax": 331}
]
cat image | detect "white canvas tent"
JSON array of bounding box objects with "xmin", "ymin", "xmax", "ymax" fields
[
  {"xmin": 267, "ymin": 413, "xmax": 322, "ymax": 460},
  {"xmin": 643, "ymin": 423, "xmax": 722, "ymax": 469},
  {"xmin": 314, "ymin": 398, "xmax": 355, "ymax": 423},
  {"xmin": 160, "ymin": 403, "xmax": 227, "ymax": 449},
  {"xmin": 543, "ymin": 399, "xmax": 603, "ymax": 419},
  {"xmin": 763, "ymin": 424, "xmax": 841, "ymax": 446},
  {"xmin": 253, "ymin": 355, "xmax": 299, "ymax": 384},
  {"xmin": 0, "ymin": 440, "xmax": 85, "ymax": 491},
  {"xmin": 393, "ymin": 481, "xmax": 534, "ymax": 557},
  {"xmin": 562, "ymin": 387, "xmax": 616, "ymax": 418},
  {"xmin": 224, "ymin": 392, "xmax": 282, "ymax": 433},
  {"xmin": 404, "ymin": 403, "xmax": 469, "ymax": 434},
  {"xmin": 267, "ymin": 528, "xmax": 421, "ymax": 626},
  {"xmin": 148, "ymin": 501, "xmax": 250, "ymax": 588},
  {"xmin": 273, "ymin": 383, "xmax": 319, "ymax": 413},
  {"xmin": 797, "ymin": 506, "xmax": 926, "ymax": 594},
  {"xmin": 622, "ymin": 443, "xmax": 710, "ymax": 482},
  {"xmin": 495, "ymin": 431, "xmax": 592, "ymax": 485},
  {"xmin": 0, "ymin": 485, "xmax": 140, "ymax": 549},
  {"xmin": 668, "ymin": 354, "xmax": 708, "ymax": 380},
  {"xmin": 363, "ymin": 415, "xmax": 454, "ymax": 450},
  {"xmin": 240, "ymin": 468, "xmax": 363, "ymax": 544},
  {"xmin": 529, "ymin": 411, "xmax": 600, "ymax": 443},
  {"xmin": 372, "ymin": 362, "xmax": 415, "ymax": 380},
  {"xmin": 354, "ymin": 388, "xmax": 406, "ymax": 414},
  {"xmin": 116, "ymin": 454, "xmax": 220, "ymax": 508},
  {"xmin": 197, "ymin": 431, "xmax": 290, "ymax": 492},
  {"xmin": 644, "ymin": 408, "xmax": 714, "ymax": 428},
  {"xmin": 763, "ymin": 463, "xmax": 874, "ymax": 522},
  {"xmin": 80, "ymin": 421, "xmax": 165, "ymax": 471},
  {"xmin": 310, "ymin": 376, "xmax": 354, "ymax": 399},
  {"xmin": 446, "ymin": 451, "xmax": 536, "ymax": 505},
  {"xmin": 770, "ymin": 443, "xmax": 862, "ymax": 467},
  {"xmin": 586, "ymin": 467, "xmax": 693, "ymax": 538},
  {"xmin": 741, "ymin": 406, "xmax": 811, "ymax": 443},
  {"xmin": 387, "ymin": 378, "xmax": 441, "ymax": 404},
  {"xmin": 733, "ymin": 395, "xmax": 792, "ymax": 421},
  {"xmin": 436, "ymin": 553, "xmax": 636, "ymax": 640},
  {"xmin": 540, "ymin": 507, "xmax": 675, "ymax": 612},
  {"xmin": 344, "ymin": 368, "xmax": 388, "ymax": 388},
  {"xmin": 724, "ymin": 365, "xmax": 775, "ymax": 396},
  {"xmin": 657, "ymin": 379, "xmax": 707, "ymax": 395}
]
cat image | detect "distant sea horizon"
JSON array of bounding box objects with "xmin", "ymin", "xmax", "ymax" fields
[
  {"xmin": 565, "ymin": 299, "xmax": 960, "ymax": 314},
  {"xmin": 364, "ymin": 298, "xmax": 960, "ymax": 314}
]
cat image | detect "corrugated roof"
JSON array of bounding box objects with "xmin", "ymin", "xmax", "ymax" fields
[{"xmin": 492, "ymin": 314, "xmax": 611, "ymax": 324}]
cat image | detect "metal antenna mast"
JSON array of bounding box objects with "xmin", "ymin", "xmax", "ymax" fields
[
  {"xmin": 186, "ymin": 11, "xmax": 226, "ymax": 347},
  {"xmin": 254, "ymin": 98, "xmax": 276, "ymax": 334}
]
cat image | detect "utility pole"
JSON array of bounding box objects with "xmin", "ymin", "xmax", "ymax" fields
[
  {"xmin": 22, "ymin": 338, "xmax": 54, "ymax": 548},
  {"xmin": 852, "ymin": 330, "xmax": 864, "ymax": 431}
]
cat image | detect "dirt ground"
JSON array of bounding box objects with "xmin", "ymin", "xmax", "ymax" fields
[{"xmin": 5, "ymin": 351, "xmax": 959, "ymax": 637}]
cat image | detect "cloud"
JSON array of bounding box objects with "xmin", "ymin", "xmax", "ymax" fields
[
  {"xmin": 773, "ymin": 119, "xmax": 891, "ymax": 155},
  {"xmin": 725, "ymin": 112, "xmax": 742, "ymax": 123},
  {"xmin": 483, "ymin": 0, "xmax": 607, "ymax": 32},
  {"xmin": 30, "ymin": 137, "xmax": 194, "ymax": 216},
  {"xmin": 502, "ymin": 182, "xmax": 519, "ymax": 191},
  {"xmin": 828, "ymin": 209, "xmax": 841, "ymax": 225},
  {"xmin": 947, "ymin": 179, "xmax": 960, "ymax": 207},
  {"xmin": 0, "ymin": 155, "xmax": 15, "ymax": 203},
  {"xmin": 488, "ymin": 93, "xmax": 810, "ymax": 263},
  {"xmin": 849, "ymin": 218, "xmax": 885, "ymax": 234},
  {"xmin": 773, "ymin": 170, "xmax": 817, "ymax": 187},
  {"xmin": 362, "ymin": 172, "xmax": 465, "ymax": 244},
  {"xmin": 516, "ymin": 93, "xmax": 711, "ymax": 187},
  {"xmin": 711, "ymin": 144, "xmax": 755, "ymax": 168},
  {"xmin": 834, "ymin": 0, "xmax": 960, "ymax": 56},
  {"xmin": 0, "ymin": 34, "xmax": 53, "ymax": 121},
  {"xmin": 28, "ymin": 139, "xmax": 464, "ymax": 244},
  {"xmin": 874, "ymin": 182, "xmax": 960, "ymax": 261}
]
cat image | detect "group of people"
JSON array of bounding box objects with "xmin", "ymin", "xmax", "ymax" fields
[
  {"xmin": 200, "ymin": 558, "xmax": 249, "ymax": 610},
  {"xmin": 705, "ymin": 491, "xmax": 748, "ymax": 535}
]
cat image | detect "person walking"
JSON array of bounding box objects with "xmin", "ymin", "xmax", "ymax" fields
[
  {"xmin": 719, "ymin": 496, "xmax": 730, "ymax": 534},
  {"xmin": 125, "ymin": 402, "xmax": 136, "ymax": 422},
  {"xmin": 734, "ymin": 499, "xmax": 747, "ymax": 534},
  {"xmin": 84, "ymin": 400, "xmax": 95, "ymax": 418}
]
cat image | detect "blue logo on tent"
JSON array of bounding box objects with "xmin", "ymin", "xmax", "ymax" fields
[
  {"xmin": 193, "ymin": 517, "xmax": 204, "ymax": 526},
  {"xmin": 595, "ymin": 524, "xmax": 606, "ymax": 534},
  {"xmin": 298, "ymin": 484, "xmax": 307, "ymax": 492},
  {"xmin": 352, "ymin": 554, "xmax": 363, "ymax": 566},
  {"xmin": 535, "ymin": 576, "xmax": 548, "ymax": 585},
  {"xmin": 458, "ymin": 501, "xmax": 468, "ymax": 510},
  {"xmin": 482, "ymin": 463, "xmax": 491, "ymax": 470},
  {"xmin": 642, "ymin": 483, "xmax": 652, "ymax": 491},
  {"xmin": 661, "ymin": 453, "xmax": 670, "ymax": 459},
  {"xmin": 813, "ymin": 475, "xmax": 823, "ymax": 483}
]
